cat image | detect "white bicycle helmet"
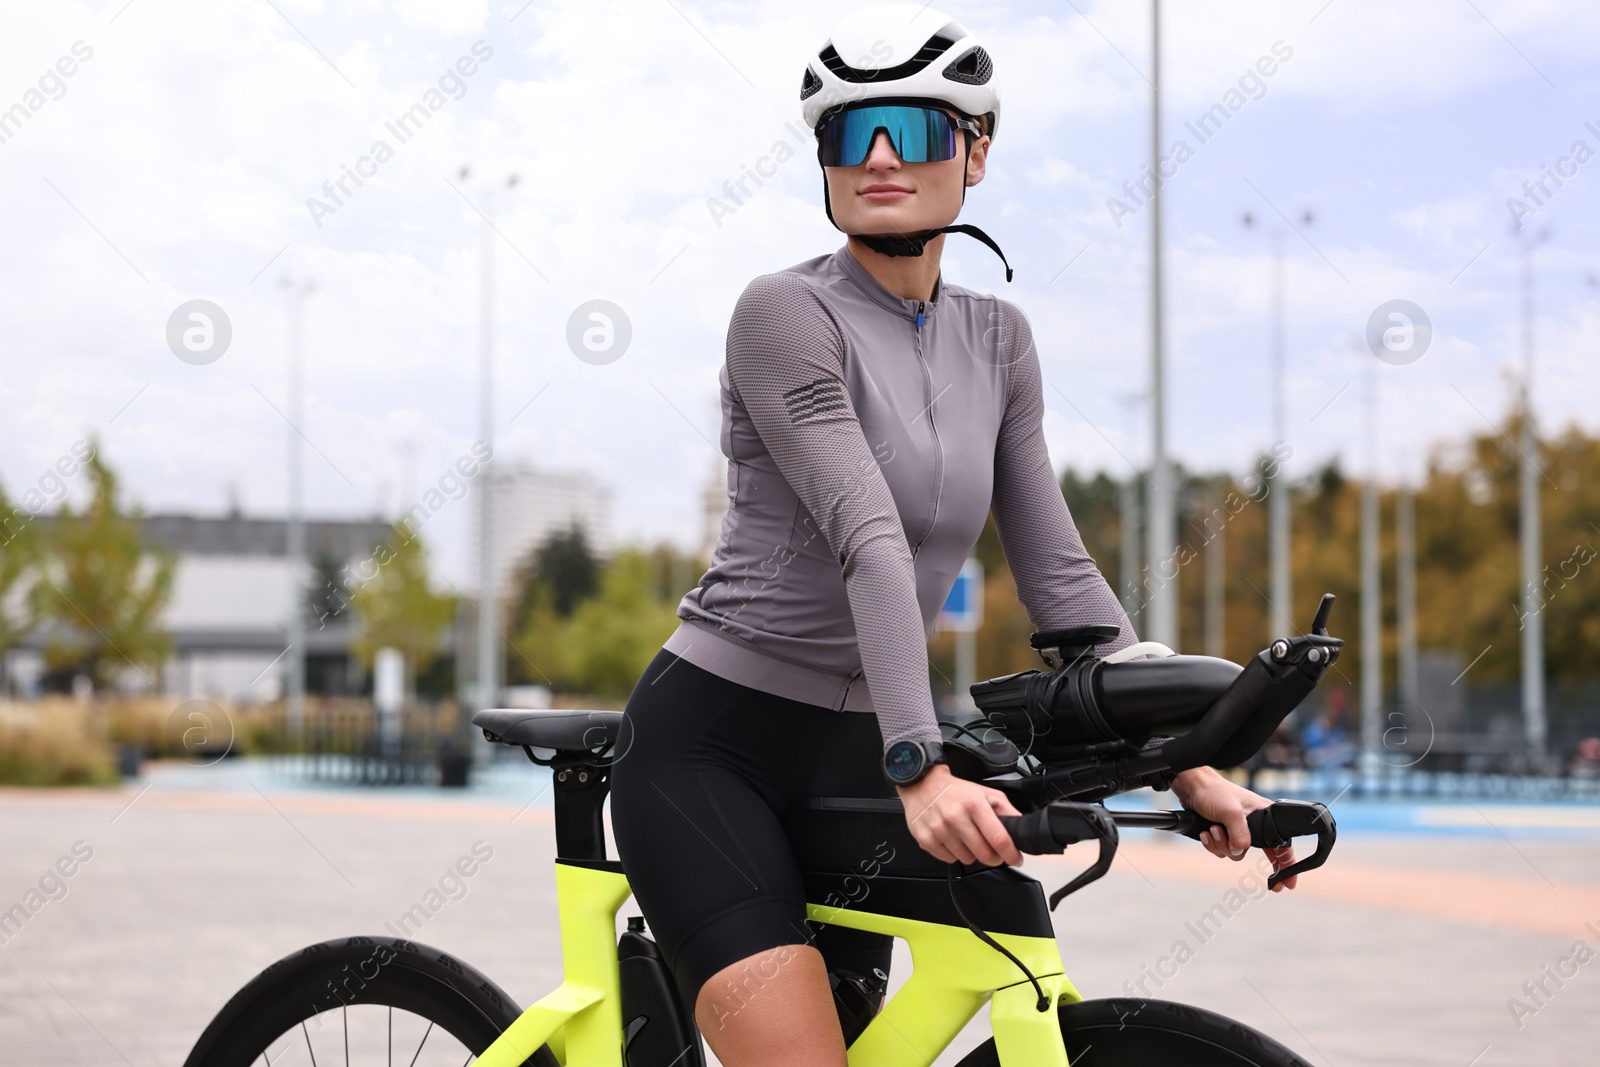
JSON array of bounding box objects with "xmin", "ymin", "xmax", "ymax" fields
[
  {"xmin": 800, "ymin": 4, "xmax": 1012, "ymax": 279},
  {"xmin": 800, "ymin": 5, "xmax": 1001, "ymax": 141}
]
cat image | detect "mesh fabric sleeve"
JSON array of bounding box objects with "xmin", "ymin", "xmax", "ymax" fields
[
  {"xmin": 990, "ymin": 299, "xmax": 1137, "ymax": 655},
  {"xmin": 724, "ymin": 272, "xmax": 942, "ymax": 751}
]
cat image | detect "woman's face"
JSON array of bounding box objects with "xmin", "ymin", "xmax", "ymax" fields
[{"xmin": 822, "ymin": 109, "xmax": 989, "ymax": 237}]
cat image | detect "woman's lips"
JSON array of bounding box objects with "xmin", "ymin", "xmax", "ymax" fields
[{"xmin": 859, "ymin": 185, "xmax": 911, "ymax": 202}]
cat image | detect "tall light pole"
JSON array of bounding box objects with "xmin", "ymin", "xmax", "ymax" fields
[
  {"xmin": 1517, "ymin": 226, "xmax": 1549, "ymax": 759},
  {"xmin": 1204, "ymin": 488, "xmax": 1225, "ymax": 659},
  {"xmin": 1359, "ymin": 358, "xmax": 1382, "ymax": 769},
  {"xmin": 1144, "ymin": 0, "xmax": 1177, "ymax": 649},
  {"xmin": 1119, "ymin": 392, "xmax": 1144, "ymax": 632},
  {"xmin": 280, "ymin": 275, "xmax": 315, "ymax": 739},
  {"xmin": 1396, "ymin": 483, "xmax": 1418, "ymax": 721},
  {"xmin": 1243, "ymin": 210, "xmax": 1312, "ymax": 634},
  {"xmin": 461, "ymin": 167, "xmax": 518, "ymax": 727}
]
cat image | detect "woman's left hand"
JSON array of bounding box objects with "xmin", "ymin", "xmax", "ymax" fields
[{"xmin": 1169, "ymin": 767, "xmax": 1298, "ymax": 892}]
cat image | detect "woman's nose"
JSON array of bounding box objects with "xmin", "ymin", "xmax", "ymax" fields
[{"xmin": 864, "ymin": 129, "xmax": 901, "ymax": 169}]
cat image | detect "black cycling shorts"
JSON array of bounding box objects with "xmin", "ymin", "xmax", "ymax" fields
[{"xmin": 610, "ymin": 649, "xmax": 896, "ymax": 1012}]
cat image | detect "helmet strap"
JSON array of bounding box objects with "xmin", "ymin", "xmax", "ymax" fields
[{"xmin": 819, "ymin": 133, "xmax": 1013, "ymax": 283}]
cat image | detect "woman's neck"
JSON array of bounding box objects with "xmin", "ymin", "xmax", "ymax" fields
[{"xmin": 846, "ymin": 233, "xmax": 945, "ymax": 302}]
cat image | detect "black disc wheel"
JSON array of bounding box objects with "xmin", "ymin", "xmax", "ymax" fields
[
  {"xmin": 956, "ymin": 997, "xmax": 1311, "ymax": 1067},
  {"xmin": 182, "ymin": 936, "xmax": 559, "ymax": 1067}
]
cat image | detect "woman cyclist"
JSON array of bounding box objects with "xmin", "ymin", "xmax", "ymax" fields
[{"xmin": 610, "ymin": 8, "xmax": 1299, "ymax": 1066}]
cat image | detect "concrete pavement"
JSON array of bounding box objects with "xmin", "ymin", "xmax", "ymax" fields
[{"xmin": 0, "ymin": 759, "xmax": 1595, "ymax": 1066}]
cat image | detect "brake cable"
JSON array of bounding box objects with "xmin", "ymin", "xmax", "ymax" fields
[{"xmin": 944, "ymin": 865, "xmax": 1050, "ymax": 1012}]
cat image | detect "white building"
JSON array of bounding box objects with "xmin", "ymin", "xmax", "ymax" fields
[
  {"xmin": 5, "ymin": 512, "xmax": 398, "ymax": 704},
  {"xmin": 478, "ymin": 461, "xmax": 613, "ymax": 607}
]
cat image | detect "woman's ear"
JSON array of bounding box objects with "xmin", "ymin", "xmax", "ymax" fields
[{"xmin": 965, "ymin": 133, "xmax": 990, "ymax": 187}]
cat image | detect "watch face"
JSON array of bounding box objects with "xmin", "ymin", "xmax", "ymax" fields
[{"xmin": 884, "ymin": 740, "xmax": 925, "ymax": 784}]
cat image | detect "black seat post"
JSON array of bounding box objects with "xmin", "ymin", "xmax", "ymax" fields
[{"xmin": 550, "ymin": 758, "xmax": 610, "ymax": 862}]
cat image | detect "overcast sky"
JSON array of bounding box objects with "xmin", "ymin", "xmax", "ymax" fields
[{"xmin": 2, "ymin": 0, "xmax": 1597, "ymax": 585}]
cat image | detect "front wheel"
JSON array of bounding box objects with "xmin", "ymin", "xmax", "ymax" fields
[
  {"xmin": 957, "ymin": 997, "xmax": 1311, "ymax": 1066},
  {"xmin": 182, "ymin": 936, "xmax": 559, "ymax": 1067}
]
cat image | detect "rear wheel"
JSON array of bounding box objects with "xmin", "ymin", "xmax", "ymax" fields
[
  {"xmin": 956, "ymin": 997, "xmax": 1311, "ymax": 1066},
  {"xmin": 182, "ymin": 936, "xmax": 558, "ymax": 1067}
]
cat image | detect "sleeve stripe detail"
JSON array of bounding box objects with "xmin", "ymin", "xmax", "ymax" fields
[{"xmin": 782, "ymin": 378, "xmax": 848, "ymax": 423}]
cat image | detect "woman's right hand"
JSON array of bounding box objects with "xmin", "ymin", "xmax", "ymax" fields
[{"xmin": 896, "ymin": 763, "xmax": 1024, "ymax": 867}]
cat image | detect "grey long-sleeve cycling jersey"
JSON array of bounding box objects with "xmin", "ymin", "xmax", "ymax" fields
[{"xmin": 663, "ymin": 244, "xmax": 1135, "ymax": 751}]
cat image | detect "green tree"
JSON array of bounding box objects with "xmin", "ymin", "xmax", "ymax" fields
[
  {"xmin": 0, "ymin": 482, "xmax": 43, "ymax": 671},
  {"xmin": 514, "ymin": 522, "xmax": 599, "ymax": 621},
  {"xmin": 30, "ymin": 445, "xmax": 174, "ymax": 690},
  {"xmin": 306, "ymin": 551, "xmax": 349, "ymax": 630},
  {"xmin": 349, "ymin": 531, "xmax": 456, "ymax": 686},
  {"xmin": 507, "ymin": 522, "xmax": 601, "ymax": 685},
  {"xmin": 564, "ymin": 548, "xmax": 682, "ymax": 698}
]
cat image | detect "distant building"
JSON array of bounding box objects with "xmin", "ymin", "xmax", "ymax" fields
[
  {"xmin": 5, "ymin": 511, "xmax": 396, "ymax": 703},
  {"xmin": 479, "ymin": 461, "xmax": 613, "ymax": 607},
  {"xmin": 700, "ymin": 452, "xmax": 729, "ymax": 564}
]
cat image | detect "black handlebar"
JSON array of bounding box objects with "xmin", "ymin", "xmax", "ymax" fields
[{"xmin": 1000, "ymin": 799, "xmax": 1337, "ymax": 904}]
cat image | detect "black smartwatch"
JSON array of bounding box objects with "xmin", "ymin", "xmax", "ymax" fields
[{"xmin": 882, "ymin": 740, "xmax": 947, "ymax": 787}]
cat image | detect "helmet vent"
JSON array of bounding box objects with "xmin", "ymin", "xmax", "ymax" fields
[
  {"xmin": 942, "ymin": 46, "xmax": 992, "ymax": 86},
  {"xmin": 818, "ymin": 29, "xmax": 962, "ymax": 84},
  {"xmin": 800, "ymin": 66, "xmax": 822, "ymax": 100}
]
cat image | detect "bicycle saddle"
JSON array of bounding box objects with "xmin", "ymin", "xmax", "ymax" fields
[{"xmin": 473, "ymin": 708, "xmax": 622, "ymax": 756}]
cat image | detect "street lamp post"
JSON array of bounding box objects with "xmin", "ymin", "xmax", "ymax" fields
[
  {"xmin": 1359, "ymin": 358, "xmax": 1382, "ymax": 770},
  {"xmin": 1396, "ymin": 482, "xmax": 1418, "ymax": 720},
  {"xmin": 1118, "ymin": 393, "xmax": 1144, "ymax": 632},
  {"xmin": 1145, "ymin": 0, "xmax": 1177, "ymax": 649},
  {"xmin": 280, "ymin": 275, "xmax": 315, "ymax": 740},
  {"xmin": 460, "ymin": 168, "xmax": 518, "ymax": 734},
  {"xmin": 1517, "ymin": 226, "xmax": 1550, "ymax": 760},
  {"xmin": 1242, "ymin": 210, "xmax": 1313, "ymax": 636}
]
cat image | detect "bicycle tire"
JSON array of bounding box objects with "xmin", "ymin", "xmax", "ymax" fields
[
  {"xmin": 182, "ymin": 935, "xmax": 559, "ymax": 1067},
  {"xmin": 954, "ymin": 997, "xmax": 1312, "ymax": 1066}
]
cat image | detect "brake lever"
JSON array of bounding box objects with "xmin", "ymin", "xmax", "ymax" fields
[
  {"xmin": 999, "ymin": 802, "xmax": 1120, "ymax": 910},
  {"xmin": 1250, "ymin": 800, "xmax": 1337, "ymax": 889},
  {"xmin": 1167, "ymin": 800, "xmax": 1337, "ymax": 890}
]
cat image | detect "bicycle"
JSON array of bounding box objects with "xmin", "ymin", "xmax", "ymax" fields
[{"xmin": 183, "ymin": 595, "xmax": 1345, "ymax": 1067}]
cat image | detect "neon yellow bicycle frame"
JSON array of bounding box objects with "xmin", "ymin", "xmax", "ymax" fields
[{"xmin": 475, "ymin": 861, "xmax": 1081, "ymax": 1067}]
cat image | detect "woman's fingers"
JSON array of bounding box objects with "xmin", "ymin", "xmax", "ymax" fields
[
  {"xmin": 1266, "ymin": 845, "xmax": 1298, "ymax": 891},
  {"xmin": 1199, "ymin": 826, "xmax": 1229, "ymax": 859},
  {"xmin": 951, "ymin": 798, "xmax": 1007, "ymax": 867},
  {"xmin": 920, "ymin": 811, "xmax": 978, "ymax": 866},
  {"xmin": 980, "ymin": 795, "xmax": 1025, "ymax": 865},
  {"xmin": 1223, "ymin": 809, "xmax": 1252, "ymax": 859},
  {"xmin": 903, "ymin": 777, "xmax": 1027, "ymax": 868}
]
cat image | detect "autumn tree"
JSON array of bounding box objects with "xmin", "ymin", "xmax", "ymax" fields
[{"xmin": 30, "ymin": 445, "xmax": 174, "ymax": 690}]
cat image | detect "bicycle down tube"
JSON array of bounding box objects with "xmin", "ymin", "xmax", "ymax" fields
[{"xmin": 473, "ymin": 860, "xmax": 1078, "ymax": 1067}]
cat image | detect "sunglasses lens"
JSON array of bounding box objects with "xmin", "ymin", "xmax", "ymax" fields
[{"xmin": 818, "ymin": 106, "xmax": 957, "ymax": 167}]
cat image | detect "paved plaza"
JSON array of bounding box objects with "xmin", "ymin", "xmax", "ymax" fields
[{"xmin": 1, "ymin": 758, "xmax": 1597, "ymax": 1065}]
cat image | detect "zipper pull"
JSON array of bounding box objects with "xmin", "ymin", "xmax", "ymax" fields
[{"xmin": 916, "ymin": 301, "xmax": 925, "ymax": 329}]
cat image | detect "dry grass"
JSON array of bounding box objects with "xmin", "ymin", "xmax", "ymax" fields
[
  {"xmin": 0, "ymin": 696, "xmax": 479, "ymax": 785},
  {"xmin": 0, "ymin": 699, "xmax": 118, "ymax": 786}
]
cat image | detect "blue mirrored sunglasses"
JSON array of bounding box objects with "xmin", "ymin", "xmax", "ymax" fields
[{"xmin": 816, "ymin": 103, "xmax": 980, "ymax": 167}]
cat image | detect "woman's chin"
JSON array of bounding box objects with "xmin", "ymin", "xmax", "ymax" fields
[{"xmin": 845, "ymin": 215, "xmax": 948, "ymax": 237}]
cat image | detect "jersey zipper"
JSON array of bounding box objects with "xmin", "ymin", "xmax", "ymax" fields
[{"xmin": 910, "ymin": 300, "xmax": 943, "ymax": 558}]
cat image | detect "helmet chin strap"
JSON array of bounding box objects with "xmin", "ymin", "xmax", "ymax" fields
[
  {"xmin": 854, "ymin": 225, "xmax": 1012, "ymax": 283},
  {"xmin": 820, "ymin": 140, "xmax": 1014, "ymax": 283}
]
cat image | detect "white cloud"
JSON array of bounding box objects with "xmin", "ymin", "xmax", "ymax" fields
[{"xmin": 2, "ymin": 0, "xmax": 1599, "ymax": 589}]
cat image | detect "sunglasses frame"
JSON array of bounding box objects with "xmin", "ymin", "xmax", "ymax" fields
[{"xmin": 814, "ymin": 97, "xmax": 984, "ymax": 168}]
